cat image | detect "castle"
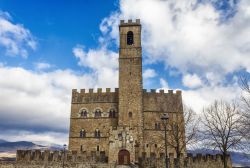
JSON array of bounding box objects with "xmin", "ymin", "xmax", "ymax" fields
[
  {"xmin": 68, "ymin": 19, "xmax": 185, "ymax": 165},
  {"xmin": 9, "ymin": 19, "xmax": 232, "ymax": 168}
]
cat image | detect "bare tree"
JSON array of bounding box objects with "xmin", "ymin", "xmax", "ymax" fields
[
  {"xmin": 166, "ymin": 105, "xmax": 200, "ymax": 168},
  {"xmin": 240, "ymin": 76, "xmax": 250, "ymax": 139},
  {"xmin": 202, "ymin": 100, "xmax": 245, "ymax": 168}
]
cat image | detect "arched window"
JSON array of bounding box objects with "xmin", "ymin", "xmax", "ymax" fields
[
  {"xmin": 95, "ymin": 129, "xmax": 101, "ymax": 138},
  {"xmin": 129, "ymin": 112, "xmax": 132, "ymax": 118},
  {"xmin": 79, "ymin": 109, "xmax": 88, "ymax": 118},
  {"xmin": 80, "ymin": 129, "xmax": 86, "ymax": 138},
  {"xmin": 109, "ymin": 109, "xmax": 116, "ymax": 118},
  {"xmin": 127, "ymin": 31, "xmax": 134, "ymax": 45},
  {"xmin": 94, "ymin": 109, "xmax": 102, "ymax": 118}
]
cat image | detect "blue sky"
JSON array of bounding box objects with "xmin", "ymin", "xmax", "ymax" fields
[
  {"xmin": 0, "ymin": 0, "xmax": 118, "ymax": 69},
  {"xmin": 0, "ymin": 0, "xmax": 249, "ymax": 144}
]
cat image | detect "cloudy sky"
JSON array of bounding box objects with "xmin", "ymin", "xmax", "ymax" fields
[{"xmin": 0, "ymin": 0, "xmax": 249, "ymax": 145}]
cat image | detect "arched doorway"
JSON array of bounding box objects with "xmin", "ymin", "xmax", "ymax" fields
[{"xmin": 118, "ymin": 149, "xmax": 130, "ymax": 165}]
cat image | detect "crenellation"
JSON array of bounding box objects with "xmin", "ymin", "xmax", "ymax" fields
[
  {"xmin": 119, "ymin": 19, "xmax": 140, "ymax": 26},
  {"xmin": 80, "ymin": 89, "xmax": 85, "ymax": 93},
  {"xmin": 142, "ymin": 89, "xmax": 182, "ymax": 97},
  {"xmin": 176, "ymin": 90, "xmax": 182, "ymax": 95},
  {"xmin": 71, "ymin": 88, "xmax": 119, "ymax": 104},
  {"xmin": 73, "ymin": 88, "xmax": 119, "ymax": 94},
  {"xmin": 196, "ymin": 153, "xmax": 202, "ymax": 161},
  {"xmin": 137, "ymin": 152, "xmax": 231, "ymax": 168},
  {"xmin": 10, "ymin": 152, "xmax": 232, "ymax": 168},
  {"xmin": 106, "ymin": 88, "xmax": 110, "ymax": 93},
  {"xmin": 168, "ymin": 89, "xmax": 173, "ymax": 94},
  {"xmin": 34, "ymin": 150, "xmax": 42, "ymax": 161},
  {"xmin": 16, "ymin": 150, "xmax": 109, "ymax": 164},
  {"xmin": 97, "ymin": 88, "xmax": 102, "ymax": 93},
  {"xmin": 89, "ymin": 88, "xmax": 93, "ymax": 93},
  {"xmin": 151, "ymin": 89, "xmax": 156, "ymax": 93}
]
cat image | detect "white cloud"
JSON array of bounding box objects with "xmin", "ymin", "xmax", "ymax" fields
[
  {"xmin": 98, "ymin": 0, "xmax": 249, "ymax": 115},
  {"xmin": 34, "ymin": 62, "xmax": 52, "ymax": 70},
  {"xmin": 143, "ymin": 68, "xmax": 157, "ymax": 79},
  {"xmin": 101, "ymin": 0, "xmax": 250, "ymax": 80},
  {"xmin": 182, "ymin": 84, "xmax": 241, "ymax": 113},
  {"xmin": 0, "ymin": 11, "xmax": 36, "ymax": 58},
  {"xmin": 160, "ymin": 78, "xmax": 169, "ymax": 89},
  {"xmin": 72, "ymin": 45, "xmax": 119, "ymax": 88},
  {"xmin": 182, "ymin": 73, "xmax": 203, "ymax": 89},
  {"xmin": 0, "ymin": 65, "xmax": 97, "ymax": 143}
]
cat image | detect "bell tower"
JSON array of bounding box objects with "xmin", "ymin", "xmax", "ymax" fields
[{"xmin": 118, "ymin": 19, "xmax": 143, "ymax": 129}]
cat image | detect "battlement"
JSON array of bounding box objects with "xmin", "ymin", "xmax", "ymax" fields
[
  {"xmin": 16, "ymin": 150, "xmax": 108, "ymax": 163},
  {"xmin": 186, "ymin": 153, "xmax": 227, "ymax": 163},
  {"xmin": 143, "ymin": 89, "xmax": 182, "ymax": 96},
  {"xmin": 72, "ymin": 88, "xmax": 119, "ymax": 104},
  {"xmin": 120, "ymin": 19, "xmax": 140, "ymax": 26},
  {"xmin": 139, "ymin": 152, "xmax": 232, "ymax": 168},
  {"xmin": 72, "ymin": 88, "xmax": 119, "ymax": 94},
  {"xmin": 15, "ymin": 150, "xmax": 231, "ymax": 168}
]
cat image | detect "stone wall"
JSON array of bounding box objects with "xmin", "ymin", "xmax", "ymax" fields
[
  {"xmin": 1, "ymin": 150, "xmax": 232, "ymax": 168},
  {"xmin": 0, "ymin": 162, "xmax": 110, "ymax": 168},
  {"xmin": 69, "ymin": 88, "xmax": 119, "ymax": 152},
  {"xmin": 139, "ymin": 153, "xmax": 232, "ymax": 168},
  {"xmin": 143, "ymin": 89, "xmax": 185, "ymax": 158}
]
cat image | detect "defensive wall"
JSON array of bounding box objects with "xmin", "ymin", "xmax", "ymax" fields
[{"xmin": 0, "ymin": 150, "xmax": 232, "ymax": 168}]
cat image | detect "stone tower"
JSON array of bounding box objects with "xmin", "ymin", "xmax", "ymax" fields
[
  {"xmin": 118, "ymin": 19, "xmax": 143, "ymax": 129},
  {"xmin": 67, "ymin": 19, "xmax": 187, "ymax": 166}
]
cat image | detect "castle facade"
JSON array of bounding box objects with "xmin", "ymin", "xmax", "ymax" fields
[{"xmin": 68, "ymin": 19, "xmax": 185, "ymax": 165}]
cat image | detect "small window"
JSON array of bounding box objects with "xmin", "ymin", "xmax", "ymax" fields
[
  {"xmin": 95, "ymin": 129, "xmax": 101, "ymax": 138},
  {"xmin": 155, "ymin": 123, "xmax": 161, "ymax": 130},
  {"xmin": 80, "ymin": 109, "xmax": 88, "ymax": 118},
  {"xmin": 80, "ymin": 129, "xmax": 86, "ymax": 138},
  {"xmin": 155, "ymin": 144, "xmax": 157, "ymax": 148},
  {"xmin": 127, "ymin": 31, "xmax": 134, "ymax": 45},
  {"xmin": 146, "ymin": 144, "xmax": 149, "ymax": 148},
  {"xmin": 129, "ymin": 112, "xmax": 132, "ymax": 118},
  {"xmin": 80, "ymin": 145, "xmax": 83, "ymax": 151},
  {"xmin": 95, "ymin": 109, "xmax": 102, "ymax": 118},
  {"xmin": 109, "ymin": 109, "xmax": 116, "ymax": 118},
  {"xmin": 97, "ymin": 145, "xmax": 99, "ymax": 151}
]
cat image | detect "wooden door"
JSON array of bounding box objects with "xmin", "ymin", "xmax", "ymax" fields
[{"xmin": 118, "ymin": 149, "xmax": 130, "ymax": 165}]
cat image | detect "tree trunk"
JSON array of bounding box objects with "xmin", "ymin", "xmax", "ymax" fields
[
  {"xmin": 176, "ymin": 151, "xmax": 180, "ymax": 168},
  {"xmin": 223, "ymin": 152, "xmax": 228, "ymax": 168}
]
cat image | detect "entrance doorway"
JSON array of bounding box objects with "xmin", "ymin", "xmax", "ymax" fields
[{"xmin": 118, "ymin": 149, "xmax": 130, "ymax": 165}]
